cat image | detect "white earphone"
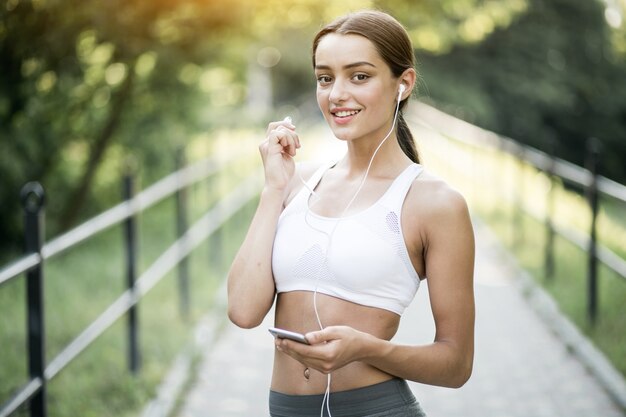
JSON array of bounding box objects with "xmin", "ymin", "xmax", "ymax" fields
[{"xmin": 398, "ymin": 83, "xmax": 406, "ymax": 99}]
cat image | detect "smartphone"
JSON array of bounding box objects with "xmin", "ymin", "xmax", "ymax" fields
[{"xmin": 268, "ymin": 327, "xmax": 310, "ymax": 344}]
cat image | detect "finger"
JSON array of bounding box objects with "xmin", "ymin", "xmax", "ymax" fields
[
  {"xmin": 304, "ymin": 328, "xmax": 337, "ymax": 345},
  {"xmin": 282, "ymin": 117, "xmax": 296, "ymax": 130},
  {"xmin": 271, "ymin": 128, "xmax": 298, "ymax": 156},
  {"xmin": 266, "ymin": 130, "xmax": 289, "ymax": 148},
  {"xmin": 279, "ymin": 135, "xmax": 297, "ymax": 156},
  {"xmin": 266, "ymin": 119, "xmax": 295, "ymax": 136},
  {"xmin": 276, "ymin": 338, "xmax": 317, "ymax": 359},
  {"xmin": 274, "ymin": 124, "xmax": 301, "ymax": 149},
  {"xmin": 275, "ymin": 339, "xmax": 308, "ymax": 365},
  {"xmin": 276, "ymin": 339, "xmax": 340, "ymax": 374}
]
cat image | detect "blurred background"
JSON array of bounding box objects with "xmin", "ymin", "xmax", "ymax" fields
[
  {"xmin": 1, "ymin": 0, "xmax": 625, "ymax": 416},
  {"xmin": 1, "ymin": 0, "xmax": 625, "ymax": 253}
]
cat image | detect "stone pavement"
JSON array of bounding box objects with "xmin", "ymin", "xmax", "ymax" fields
[{"xmin": 168, "ymin": 220, "xmax": 626, "ymax": 417}]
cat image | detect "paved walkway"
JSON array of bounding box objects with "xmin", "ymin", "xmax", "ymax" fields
[{"xmin": 172, "ymin": 220, "xmax": 626, "ymax": 417}]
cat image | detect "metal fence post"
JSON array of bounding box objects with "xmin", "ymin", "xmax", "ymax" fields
[
  {"xmin": 209, "ymin": 172, "xmax": 223, "ymax": 271},
  {"xmin": 544, "ymin": 138, "xmax": 557, "ymax": 281},
  {"xmin": 513, "ymin": 147, "xmax": 525, "ymax": 250},
  {"xmin": 176, "ymin": 148, "xmax": 190, "ymax": 319},
  {"xmin": 20, "ymin": 182, "xmax": 47, "ymax": 417},
  {"xmin": 123, "ymin": 174, "xmax": 140, "ymax": 373},
  {"xmin": 586, "ymin": 137, "xmax": 601, "ymax": 325}
]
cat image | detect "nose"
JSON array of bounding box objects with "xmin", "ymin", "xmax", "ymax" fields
[{"xmin": 328, "ymin": 79, "xmax": 349, "ymax": 103}]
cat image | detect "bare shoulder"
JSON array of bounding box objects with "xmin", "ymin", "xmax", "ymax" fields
[
  {"xmin": 406, "ymin": 169, "xmax": 470, "ymax": 221},
  {"xmin": 403, "ymin": 168, "xmax": 475, "ymax": 280}
]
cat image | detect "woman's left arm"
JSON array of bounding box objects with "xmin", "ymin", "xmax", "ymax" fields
[
  {"xmin": 276, "ymin": 185, "xmax": 475, "ymax": 388},
  {"xmin": 361, "ymin": 186, "xmax": 475, "ymax": 387}
]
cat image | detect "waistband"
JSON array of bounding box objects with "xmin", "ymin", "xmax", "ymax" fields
[{"xmin": 269, "ymin": 378, "xmax": 418, "ymax": 417}]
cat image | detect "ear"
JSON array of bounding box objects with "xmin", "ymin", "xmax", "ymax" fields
[{"xmin": 398, "ymin": 68, "xmax": 417, "ymax": 101}]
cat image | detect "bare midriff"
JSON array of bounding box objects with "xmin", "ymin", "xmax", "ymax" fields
[{"xmin": 270, "ymin": 291, "xmax": 401, "ymax": 395}]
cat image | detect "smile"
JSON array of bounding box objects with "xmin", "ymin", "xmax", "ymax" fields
[{"xmin": 333, "ymin": 109, "xmax": 360, "ymax": 118}]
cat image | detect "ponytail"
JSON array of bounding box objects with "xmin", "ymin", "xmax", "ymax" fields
[{"xmin": 397, "ymin": 112, "xmax": 419, "ymax": 163}]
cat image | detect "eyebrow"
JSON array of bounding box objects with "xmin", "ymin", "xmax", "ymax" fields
[{"xmin": 315, "ymin": 61, "xmax": 377, "ymax": 71}]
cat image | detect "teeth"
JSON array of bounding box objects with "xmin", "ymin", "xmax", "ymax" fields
[{"xmin": 335, "ymin": 110, "xmax": 359, "ymax": 117}]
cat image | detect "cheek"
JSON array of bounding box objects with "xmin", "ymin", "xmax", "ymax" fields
[
  {"xmin": 367, "ymin": 91, "xmax": 395, "ymax": 117},
  {"xmin": 316, "ymin": 90, "xmax": 329, "ymax": 111},
  {"xmin": 364, "ymin": 87, "xmax": 388, "ymax": 106}
]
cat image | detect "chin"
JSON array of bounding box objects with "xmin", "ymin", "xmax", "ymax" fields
[
  {"xmin": 328, "ymin": 125, "xmax": 357, "ymax": 142},
  {"xmin": 331, "ymin": 131, "xmax": 354, "ymax": 142}
]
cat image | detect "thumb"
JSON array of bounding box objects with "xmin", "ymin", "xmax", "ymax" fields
[{"xmin": 305, "ymin": 327, "xmax": 340, "ymax": 345}]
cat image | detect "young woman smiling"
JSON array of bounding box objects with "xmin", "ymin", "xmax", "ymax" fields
[{"xmin": 228, "ymin": 10, "xmax": 475, "ymax": 417}]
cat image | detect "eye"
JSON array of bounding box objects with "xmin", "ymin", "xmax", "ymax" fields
[
  {"xmin": 352, "ymin": 73, "xmax": 370, "ymax": 82},
  {"xmin": 317, "ymin": 75, "xmax": 332, "ymax": 86}
]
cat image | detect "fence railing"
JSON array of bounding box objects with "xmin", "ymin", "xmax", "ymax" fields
[
  {"xmin": 408, "ymin": 101, "xmax": 626, "ymax": 324},
  {"xmin": 0, "ymin": 151, "xmax": 260, "ymax": 417}
]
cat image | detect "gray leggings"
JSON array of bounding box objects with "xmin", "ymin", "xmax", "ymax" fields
[{"xmin": 269, "ymin": 378, "xmax": 427, "ymax": 417}]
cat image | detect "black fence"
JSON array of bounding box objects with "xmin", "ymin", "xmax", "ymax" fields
[
  {"xmin": 0, "ymin": 152, "xmax": 259, "ymax": 417},
  {"xmin": 409, "ymin": 102, "xmax": 626, "ymax": 324}
]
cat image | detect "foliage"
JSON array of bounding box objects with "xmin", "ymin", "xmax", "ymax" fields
[
  {"xmin": 0, "ymin": 0, "xmax": 252, "ymax": 255},
  {"xmin": 1, "ymin": 0, "xmax": 624, "ymax": 255},
  {"xmin": 416, "ymin": 0, "xmax": 626, "ymax": 182}
]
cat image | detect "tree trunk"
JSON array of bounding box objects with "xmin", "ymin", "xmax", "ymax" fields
[{"xmin": 59, "ymin": 69, "xmax": 135, "ymax": 230}]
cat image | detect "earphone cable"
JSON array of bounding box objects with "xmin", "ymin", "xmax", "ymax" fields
[{"xmin": 286, "ymin": 88, "xmax": 403, "ymax": 417}]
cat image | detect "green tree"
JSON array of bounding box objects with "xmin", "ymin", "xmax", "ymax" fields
[
  {"xmin": 417, "ymin": 0, "xmax": 626, "ymax": 181},
  {"xmin": 3, "ymin": 0, "xmax": 622, "ymax": 259},
  {"xmin": 0, "ymin": 0, "xmax": 251, "ymax": 255},
  {"xmin": 0, "ymin": 0, "xmax": 384, "ymax": 256}
]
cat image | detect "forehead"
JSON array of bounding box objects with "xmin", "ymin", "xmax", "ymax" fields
[{"xmin": 315, "ymin": 33, "xmax": 383, "ymax": 69}]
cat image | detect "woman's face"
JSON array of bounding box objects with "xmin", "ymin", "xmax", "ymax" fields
[{"xmin": 314, "ymin": 33, "xmax": 398, "ymax": 143}]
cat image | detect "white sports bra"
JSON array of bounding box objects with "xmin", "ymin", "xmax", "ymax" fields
[{"xmin": 272, "ymin": 162, "xmax": 424, "ymax": 315}]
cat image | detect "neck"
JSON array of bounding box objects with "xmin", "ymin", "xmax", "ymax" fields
[
  {"xmin": 340, "ymin": 136, "xmax": 410, "ymax": 179},
  {"xmin": 336, "ymin": 99, "xmax": 407, "ymax": 178}
]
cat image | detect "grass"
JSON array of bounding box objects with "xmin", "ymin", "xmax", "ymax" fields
[
  {"xmin": 0, "ymin": 130, "xmax": 261, "ymax": 416},
  {"xmin": 414, "ymin": 119, "xmax": 626, "ymax": 378}
]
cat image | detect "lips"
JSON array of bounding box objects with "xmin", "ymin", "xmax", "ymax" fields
[
  {"xmin": 330, "ymin": 108, "xmax": 361, "ymax": 124},
  {"xmin": 334, "ymin": 109, "xmax": 360, "ymax": 117}
]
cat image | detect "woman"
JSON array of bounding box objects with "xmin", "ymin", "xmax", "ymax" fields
[{"xmin": 228, "ymin": 10, "xmax": 475, "ymax": 417}]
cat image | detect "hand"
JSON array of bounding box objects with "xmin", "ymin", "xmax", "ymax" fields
[
  {"xmin": 275, "ymin": 326, "xmax": 367, "ymax": 374},
  {"xmin": 259, "ymin": 117, "xmax": 301, "ymax": 193}
]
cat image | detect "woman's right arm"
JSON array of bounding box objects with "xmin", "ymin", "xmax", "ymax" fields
[{"xmin": 227, "ymin": 119, "xmax": 300, "ymax": 329}]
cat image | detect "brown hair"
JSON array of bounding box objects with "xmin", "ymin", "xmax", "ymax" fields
[{"xmin": 312, "ymin": 10, "xmax": 419, "ymax": 163}]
